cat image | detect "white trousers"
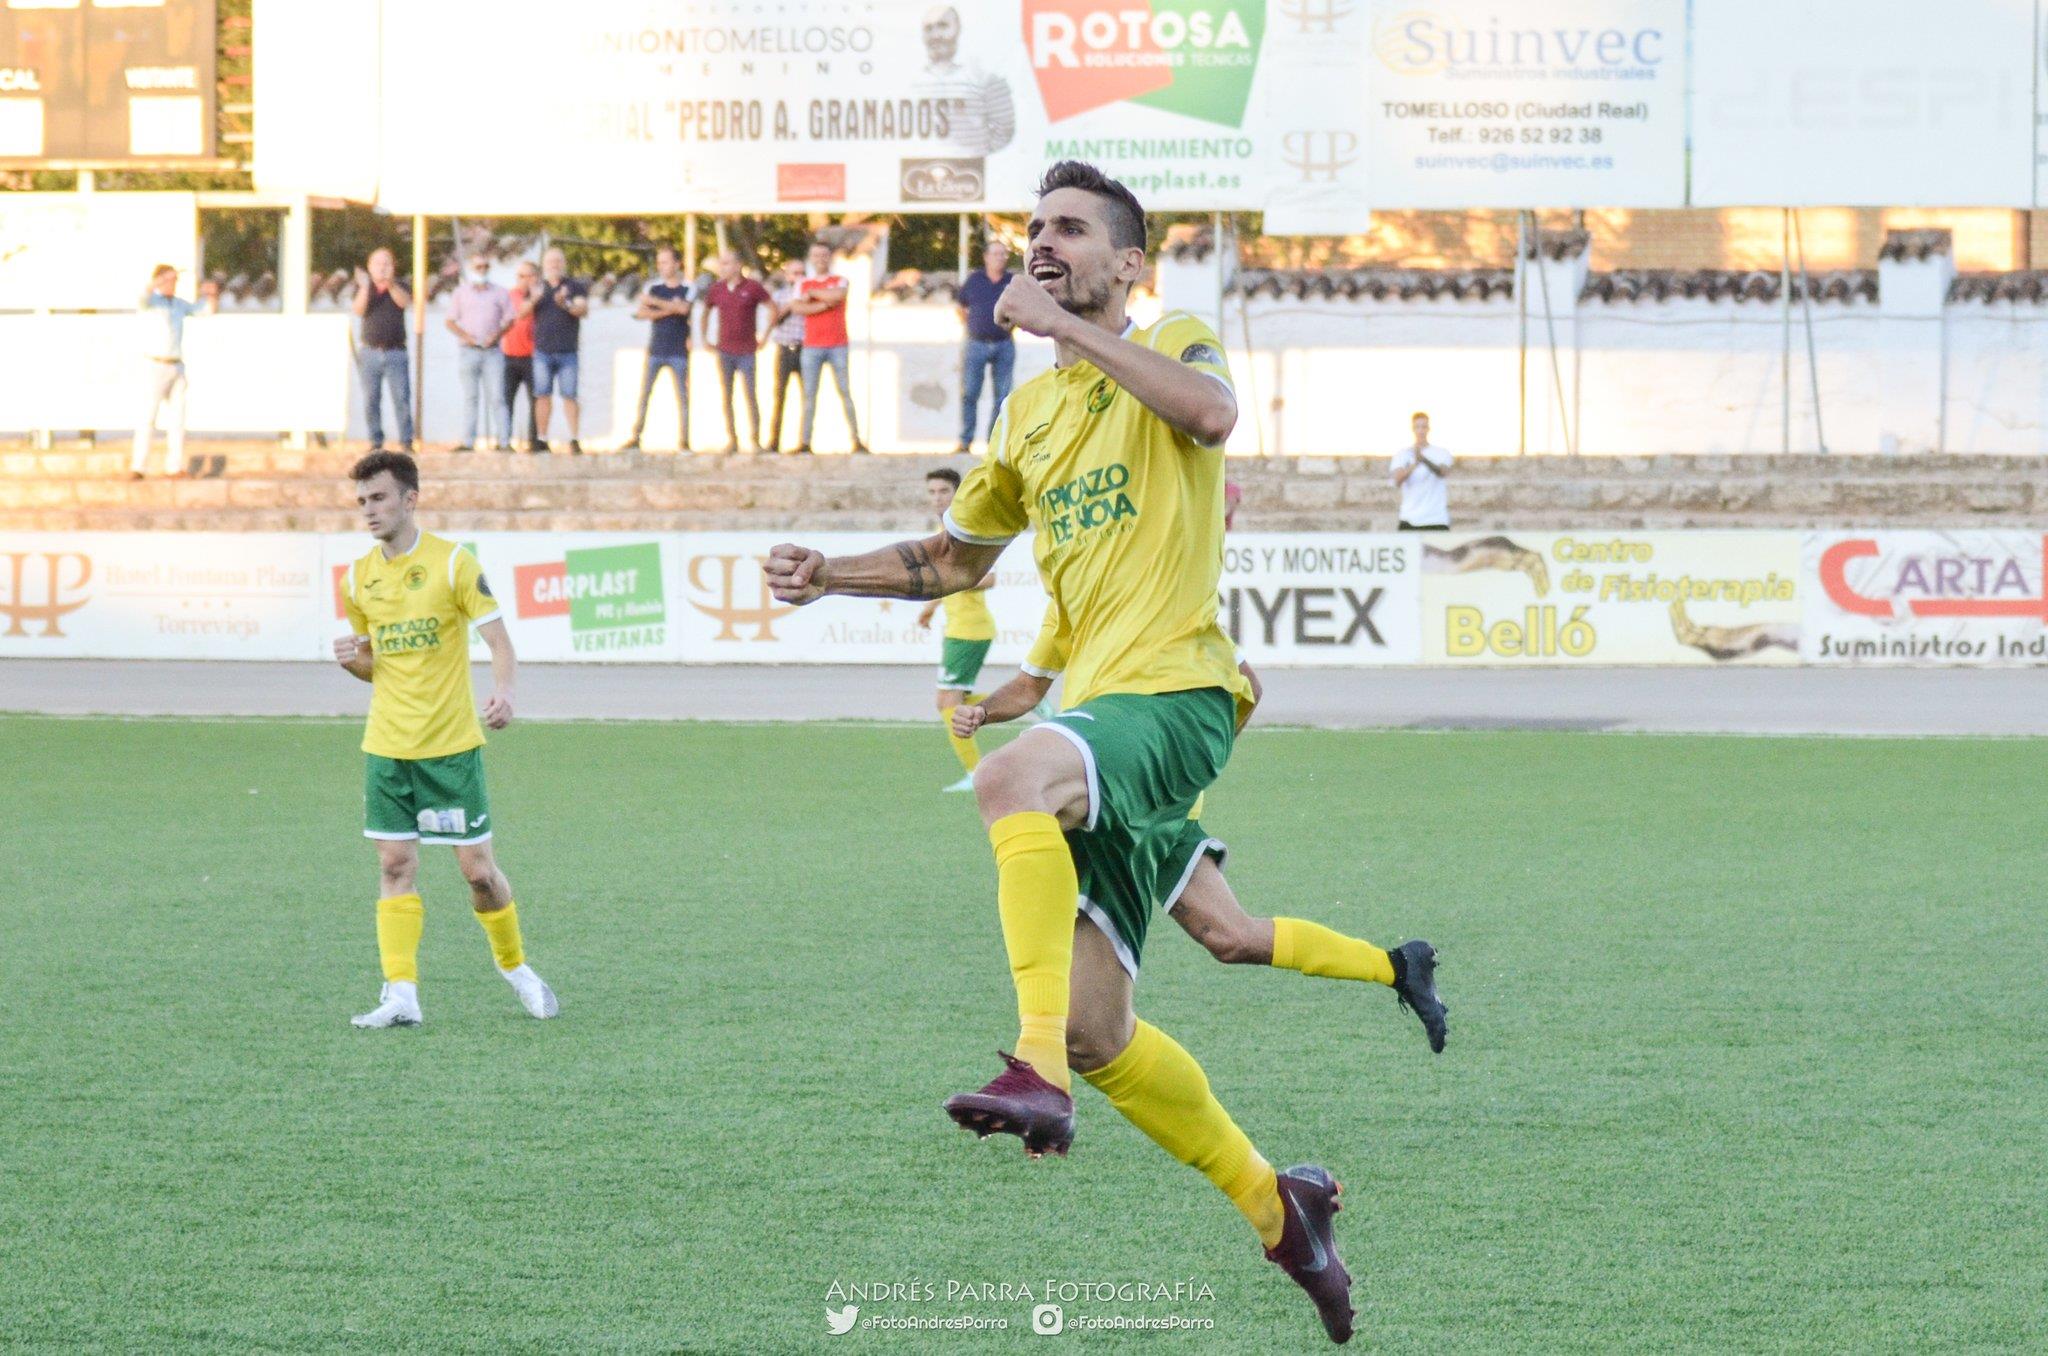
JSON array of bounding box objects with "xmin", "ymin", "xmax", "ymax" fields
[{"xmin": 131, "ymin": 360, "xmax": 188, "ymax": 474}]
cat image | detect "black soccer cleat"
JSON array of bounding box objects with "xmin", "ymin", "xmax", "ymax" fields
[
  {"xmin": 1390, "ymin": 939, "xmax": 1448, "ymax": 1053},
  {"xmin": 1264, "ymin": 1165, "xmax": 1354, "ymax": 1344}
]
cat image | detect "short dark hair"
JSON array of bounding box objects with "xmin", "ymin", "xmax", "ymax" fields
[
  {"xmin": 655, "ymin": 244, "xmax": 679, "ymax": 261},
  {"xmin": 350, "ymin": 450, "xmax": 419, "ymax": 493},
  {"xmin": 1034, "ymin": 160, "xmax": 1146, "ymax": 253},
  {"xmin": 925, "ymin": 468, "xmax": 961, "ymax": 489},
  {"xmin": 808, "ymin": 239, "xmax": 832, "ymax": 254}
]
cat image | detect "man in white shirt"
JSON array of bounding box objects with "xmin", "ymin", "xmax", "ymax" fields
[
  {"xmin": 1389, "ymin": 410, "xmax": 1452, "ymax": 530},
  {"xmin": 131, "ymin": 264, "xmax": 219, "ymax": 480}
]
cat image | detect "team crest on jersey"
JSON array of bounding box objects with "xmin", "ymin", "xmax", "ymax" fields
[
  {"xmin": 1086, "ymin": 378, "xmax": 1116, "ymax": 414},
  {"xmin": 404, "ymin": 565, "xmax": 427, "ymax": 591}
]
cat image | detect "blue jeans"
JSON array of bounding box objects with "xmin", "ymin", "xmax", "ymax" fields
[
  {"xmin": 716, "ymin": 351, "xmax": 759, "ymax": 448},
  {"xmin": 799, "ymin": 344, "xmax": 861, "ymax": 449},
  {"xmin": 359, "ymin": 347, "xmax": 412, "ymax": 447},
  {"xmin": 533, "ymin": 349, "xmax": 579, "ymax": 398},
  {"xmin": 632, "ymin": 353, "xmax": 690, "ymax": 445},
  {"xmin": 960, "ymin": 338, "xmax": 1014, "ymax": 445},
  {"xmin": 457, "ymin": 345, "xmax": 505, "ymax": 445}
]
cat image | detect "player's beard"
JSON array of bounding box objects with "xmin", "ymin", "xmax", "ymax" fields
[{"xmin": 1054, "ymin": 269, "xmax": 1118, "ymax": 324}]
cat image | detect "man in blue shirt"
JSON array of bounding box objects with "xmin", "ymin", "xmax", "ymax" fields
[
  {"xmin": 130, "ymin": 264, "xmax": 219, "ymax": 479},
  {"xmin": 620, "ymin": 244, "xmax": 697, "ymax": 453},
  {"xmin": 953, "ymin": 238, "xmax": 1015, "ymax": 453}
]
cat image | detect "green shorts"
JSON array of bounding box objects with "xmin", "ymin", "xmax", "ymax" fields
[
  {"xmin": 938, "ymin": 637, "xmax": 992, "ymax": 691},
  {"xmin": 1031, "ymin": 688, "xmax": 1237, "ymax": 978},
  {"xmin": 364, "ymin": 748, "xmax": 493, "ymax": 846}
]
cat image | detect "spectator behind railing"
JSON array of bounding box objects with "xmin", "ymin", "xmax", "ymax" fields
[
  {"xmin": 526, "ymin": 247, "xmax": 589, "ymax": 456},
  {"xmin": 619, "ymin": 244, "xmax": 699, "ymax": 454},
  {"xmin": 764, "ymin": 258, "xmax": 807, "ymax": 455},
  {"xmin": 352, "ymin": 248, "xmax": 415, "ymax": 455},
  {"xmin": 129, "ymin": 263, "xmax": 219, "ymax": 480},
  {"xmin": 445, "ymin": 253, "xmax": 514, "ymax": 453},
  {"xmin": 500, "ymin": 260, "xmax": 539, "ymax": 452}
]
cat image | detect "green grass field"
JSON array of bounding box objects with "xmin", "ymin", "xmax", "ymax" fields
[{"xmin": 2, "ymin": 714, "xmax": 2044, "ymax": 1353}]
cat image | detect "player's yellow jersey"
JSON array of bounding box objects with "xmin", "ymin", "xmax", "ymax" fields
[
  {"xmin": 945, "ymin": 310, "xmax": 1252, "ymax": 717},
  {"xmin": 341, "ymin": 530, "xmax": 502, "ymax": 760},
  {"xmin": 939, "ymin": 584, "xmax": 997, "ymax": 641},
  {"xmin": 1021, "ymin": 598, "xmax": 1256, "ymax": 727}
]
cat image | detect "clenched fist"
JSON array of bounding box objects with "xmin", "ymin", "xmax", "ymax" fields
[{"xmin": 763, "ymin": 543, "xmax": 829, "ymax": 605}]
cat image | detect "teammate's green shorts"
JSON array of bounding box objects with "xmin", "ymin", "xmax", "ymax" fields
[
  {"xmin": 1031, "ymin": 687, "xmax": 1237, "ymax": 978},
  {"xmin": 364, "ymin": 748, "xmax": 493, "ymax": 845},
  {"xmin": 938, "ymin": 636, "xmax": 992, "ymax": 690}
]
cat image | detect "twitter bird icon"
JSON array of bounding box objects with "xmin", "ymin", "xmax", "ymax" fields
[{"xmin": 826, "ymin": 1304, "xmax": 859, "ymax": 1336}]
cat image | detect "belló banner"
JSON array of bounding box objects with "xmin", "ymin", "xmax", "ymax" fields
[{"xmin": 6, "ymin": 530, "xmax": 2046, "ymax": 668}]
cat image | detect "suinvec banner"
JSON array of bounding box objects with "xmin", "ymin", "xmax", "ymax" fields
[{"xmin": 1362, "ymin": 0, "xmax": 1687, "ymax": 209}]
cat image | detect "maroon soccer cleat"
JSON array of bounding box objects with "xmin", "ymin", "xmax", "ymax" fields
[
  {"xmin": 942, "ymin": 1052, "xmax": 1075, "ymax": 1159},
  {"xmin": 1264, "ymin": 1165, "xmax": 1355, "ymax": 1344}
]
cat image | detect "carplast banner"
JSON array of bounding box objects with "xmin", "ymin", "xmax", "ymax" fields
[
  {"xmin": 1420, "ymin": 531, "xmax": 1803, "ymax": 665},
  {"xmin": 1804, "ymin": 531, "xmax": 2048, "ymax": 665},
  {"xmin": 1364, "ymin": 0, "xmax": 1686, "ymax": 208},
  {"xmin": 1221, "ymin": 533, "xmax": 1420, "ymax": 664}
]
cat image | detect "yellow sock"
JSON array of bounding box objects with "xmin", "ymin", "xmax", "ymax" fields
[
  {"xmin": 943, "ymin": 709, "xmax": 981, "ymax": 773},
  {"xmin": 1272, "ymin": 917, "xmax": 1394, "ymax": 986},
  {"xmin": 475, "ymin": 900, "xmax": 525, "ymax": 971},
  {"xmin": 1083, "ymin": 1021, "xmax": 1285, "ymax": 1247},
  {"xmin": 989, "ymin": 811, "xmax": 1077, "ymax": 1091},
  {"xmin": 375, "ymin": 893, "xmax": 424, "ymax": 984}
]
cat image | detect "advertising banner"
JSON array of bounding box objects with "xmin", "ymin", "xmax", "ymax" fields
[
  {"xmin": 1694, "ymin": 0, "xmax": 2034, "ymax": 207},
  {"xmin": 1221, "ymin": 533, "xmax": 1420, "ymax": 664},
  {"xmin": 370, "ymin": 1, "xmax": 1348, "ymax": 215},
  {"xmin": 1803, "ymin": 531, "xmax": 2048, "ymax": 665},
  {"xmin": 1363, "ymin": 0, "xmax": 1687, "ymax": 209},
  {"xmin": 0, "ymin": 194, "xmax": 197, "ymax": 311},
  {"xmin": 1420, "ymin": 531, "xmax": 1803, "ymax": 665},
  {"xmin": 0, "ymin": 533, "xmax": 326, "ymax": 661}
]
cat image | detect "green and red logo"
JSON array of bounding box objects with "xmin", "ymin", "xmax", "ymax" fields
[
  {"xmin": 1023, "ymin": 0, "xmax": 1264, "ymax": 127},
  {"xmin": 514, "ymin": 542, "xmax": 666, "ymax": 652}
]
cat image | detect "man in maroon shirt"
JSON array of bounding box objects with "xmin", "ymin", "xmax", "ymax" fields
[{"xmin": 696, "ymin": 252, "xmax": 773, "ymax": 455}]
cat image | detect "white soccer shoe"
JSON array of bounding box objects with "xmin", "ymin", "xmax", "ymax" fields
[
  {"xmin": 942, "ymin": 773, "xmax": 977, "ymax": 794},
  {"xmin": 351, "ymin": 980, "xmax": 422, "ymax": 1028},
  {"xmin": 500, "ymin": 963, "xmax": 559, "ymax": 1019}
]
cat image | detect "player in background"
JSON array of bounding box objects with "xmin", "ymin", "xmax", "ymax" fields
[
  {"xmin": 915, "ymin": 468, "xmax": 998, "ymax": 792},
  {"xmin": 764, "ymin": 162, "xmax": 1408, "ymax": 1343},
  {"xmin": 956, "ymin": 606, "xmax": 1446, "ymax": 1048},
  {"xmin": 335, "ymin": 451, "xmax": 558, "ymax": 1028}
]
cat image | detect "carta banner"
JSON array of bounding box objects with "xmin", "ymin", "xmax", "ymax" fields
[
  {"xmin": 1802, "ymin": 531, "xmax": 2048, "ymax": 665},
  {"xmin": 1419, "ymin": 531, "xmax": 1803, "ymax": 665}
]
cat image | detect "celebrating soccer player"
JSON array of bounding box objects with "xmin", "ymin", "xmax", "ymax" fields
[
  {"xmin": 765, "ymin": 162, "xmax": 1436, "ymax": 1343},
  {"xmin": 335, "ymin": 451, "xmax": 558, "ymax": 1029},
  {"xmin": 915, "ymin": 468, "xmax": 997, "ymax": 792}
]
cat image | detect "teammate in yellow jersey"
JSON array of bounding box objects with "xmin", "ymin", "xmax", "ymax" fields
[
  {"xmin": 956, "ymin": 605, "xmax": 1450, "ymax": 1050},
  {"xmin": 335, "ymin": 451, "xmax": 557, "ymax": 1029},
  {"xmin": 766, "ymin": 162, "xmax": 1445, "ymax": 1344},
  {"xmin": 914, "ymin": 467, "xmax": 997, "ymax": 793}
]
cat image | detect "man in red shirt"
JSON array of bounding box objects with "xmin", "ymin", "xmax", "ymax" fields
[
  {"xmin": 499, "ymin": 260, "xmax": 539, "ymax": 452},
  {"xmin": 791, "ymin": 240, "xmax": 870, "ymax": 455},
  {"xmin": 697, "ymin": 251, "xmax": 773, "ymax": 455}
]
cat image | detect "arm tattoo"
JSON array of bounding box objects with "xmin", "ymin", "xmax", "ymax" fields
[{"xmin": 895, "ymin": 541, "xmax": 942, "ymax": 599}]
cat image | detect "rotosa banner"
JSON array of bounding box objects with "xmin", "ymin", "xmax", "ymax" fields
[
  {"xmin": 990, "ymin": 1, "xmax": 1300, "ymax": 210},
  {"xmin": 1804, "ymin": 532, "xmax": 2048, "ymax": 665}
]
